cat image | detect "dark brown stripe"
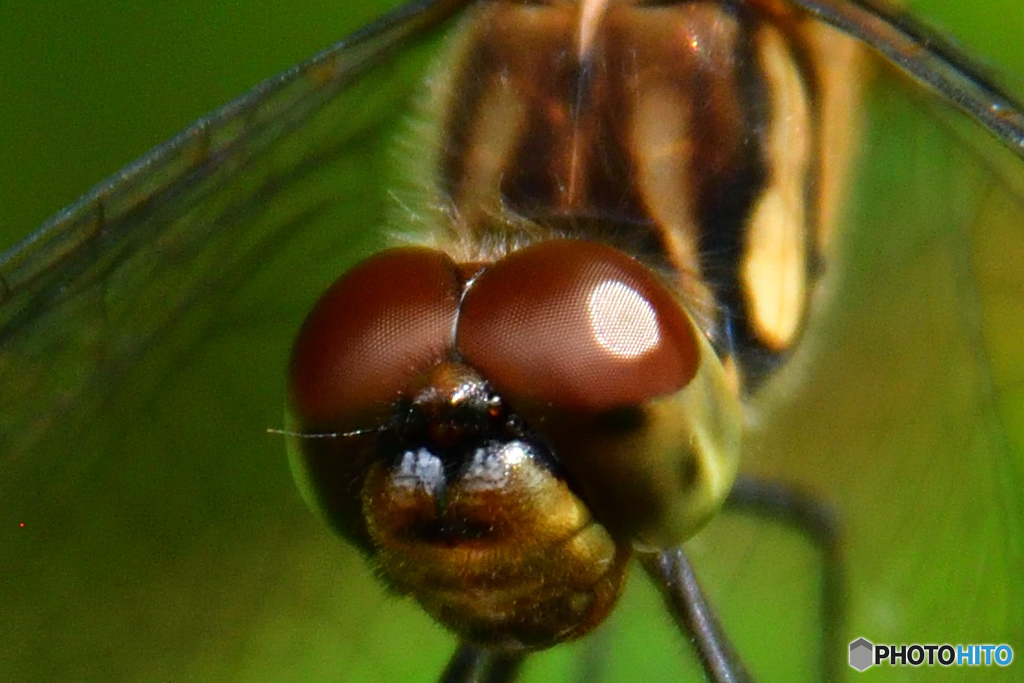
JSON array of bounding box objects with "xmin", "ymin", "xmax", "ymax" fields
[{"xmin": 428, "ymin": 0, "xmax": 849, "ymax": 390}]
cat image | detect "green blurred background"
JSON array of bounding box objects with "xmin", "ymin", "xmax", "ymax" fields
[
  {"xmin": 0, "ymin": 0, "xmax": 393, "ymax": 250},
  {"xmin": 1, "ymin": 2, "xmax": 1022, "ymax": 682}
]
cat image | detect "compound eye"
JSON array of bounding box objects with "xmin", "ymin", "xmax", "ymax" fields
[
  {"xmin": 289, "ymin": 247, "xmax": 461, "ymax": 428},
  {"xmin": 457, "ymin": 240, "xmax": 700, "ymax": 411}
]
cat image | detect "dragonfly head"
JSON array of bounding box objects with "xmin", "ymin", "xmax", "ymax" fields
[{"xmin": 286, "ymin": 239, "xmax": 742, "ymax": 649}]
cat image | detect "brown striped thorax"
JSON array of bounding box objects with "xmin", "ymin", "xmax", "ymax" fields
[{"xmin": 287, "ymin": 0, "xmax": 862, "ymax": 651}]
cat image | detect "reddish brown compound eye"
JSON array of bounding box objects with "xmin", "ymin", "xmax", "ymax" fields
[
  {"xmin": 289, "ymin": 247, "xmax": 461, "ymax": 428},
  {"xmin": 457, "ymin": 240, "xmax": 700, "ymax": 412}
]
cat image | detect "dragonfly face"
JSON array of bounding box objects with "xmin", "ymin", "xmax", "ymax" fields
[{"xmin": 1, "ymin": 1, "xmax": 1022, "ymax": 681}]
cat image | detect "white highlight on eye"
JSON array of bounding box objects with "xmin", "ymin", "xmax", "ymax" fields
[{"xmin": 587, "ymin": 280, "xmax": 660, "ymax": 358}]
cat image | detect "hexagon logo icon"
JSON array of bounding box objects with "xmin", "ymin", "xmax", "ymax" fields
[{"xmin": 849, "ymin": 638, "xmax": 874, "ymax": 671}]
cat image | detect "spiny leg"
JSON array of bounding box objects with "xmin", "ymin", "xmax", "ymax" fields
[
  {"xmin": 723, "ymin": 474, "xmax": 845, "ymax": 683},
  {"xmin": 573, "ymin": 618, "xmax": 613, "ymax": 683},
  {"xmin": 439, "ymin": 643, "xmax": 525, "ymax": 683},
  {"xmin": 639, "ymin": 548, "xmax": 754, "ymax": 683},
  {"xmin": 640, "ymin": 475, "xmax": 844, "ymax": 683}
]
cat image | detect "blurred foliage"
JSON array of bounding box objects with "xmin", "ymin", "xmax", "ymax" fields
[{"xmin": 0, "ymin": 2, "xmax": 1021, "ymax": 682}]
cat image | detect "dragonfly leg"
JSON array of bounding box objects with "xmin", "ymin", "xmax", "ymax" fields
[
  {"xmin": 724, "ymin": 474, "xmax": 845, "ymax": 683},
  {"xmin": 573, "ymin": 618, "xmax": 613, "ymax": 683},
  {"xmin": 639, "ymin": 547, "xmax": 754, "ymax": 683},
  {"xmin": 439, "ymin": 643, "xmax": 525, "ymax": 683}
]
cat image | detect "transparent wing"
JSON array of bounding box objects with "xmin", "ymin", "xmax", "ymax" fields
[
  {"xmin": 1, "ymin": 1, "xmax": 1022, "ymax": 683},
  {"xmin": 530, "ymin": 2, "xmax": 1024, "ymax": 681},
  {"xmin": 683, "ymin": 5, "xmax": 1024, "ymax": 682},
  {"xmin": 527, "ymin": 4, "xmax": 1024, "ymax": 679},
  {"xmin": 716, "ymin": 63, "xmax": 1024, "ymax": 680},
  {"xmin": 0, "ymin": 1, "xmax": 474, "ymax": 681},
  {"xmin": 0, "ymin": 0, "xmax": 468, "ymax": 458}
]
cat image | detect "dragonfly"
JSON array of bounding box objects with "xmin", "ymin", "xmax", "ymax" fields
[{"xmin": 1, "ymin": 1, "xmax": 1022, "ymax": 681}]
